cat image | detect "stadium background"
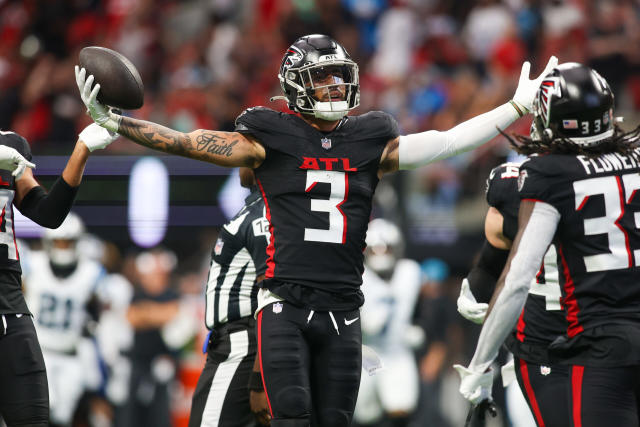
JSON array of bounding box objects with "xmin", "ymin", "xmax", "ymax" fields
[{"xmin": 1, "ymin": 0, "xmax": 639, "ymax": 426}]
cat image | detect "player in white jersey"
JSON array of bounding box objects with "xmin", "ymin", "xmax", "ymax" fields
[
  {"xmin": 24, "ymin": 213, "xmax": 106, "ymax": 426},
  {"xmin": 354, "ymin": 219, "xmax": 423, "ymax": 426}
]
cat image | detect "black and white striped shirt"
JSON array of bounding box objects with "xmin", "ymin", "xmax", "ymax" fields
[{"xmin": 205, "ymin": 190, "xmax": 269, "ymax": 330}]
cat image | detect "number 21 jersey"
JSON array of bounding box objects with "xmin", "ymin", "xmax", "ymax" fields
[{"xmin": 235, "ymin": 107, "xmax": 399, "ymax": 310}]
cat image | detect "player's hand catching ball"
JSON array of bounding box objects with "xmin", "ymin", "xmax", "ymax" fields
[{"xmin": 75, "ymin": 66, "xmax": 122, "ymax": 133}]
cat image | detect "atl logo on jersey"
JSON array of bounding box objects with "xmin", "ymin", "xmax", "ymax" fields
[{"xmin": 299, "ymin": 157, "xmax": 358, "ymax": 171}]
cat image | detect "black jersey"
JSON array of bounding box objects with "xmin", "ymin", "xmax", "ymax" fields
[
  {"xmin": 487, "ymin": 162, "xmax": 566, "ymax": 364},
  {"xmin": 235, "ymin": 107, "xmax": 398, "ymax": 310},
  {"xmin": 519, "ymin": 149, "xmax": 640, "ymax": 366},
  {"xmin": 205, "ymin": 190, "xmax": 268, "ymax": 329},
  {"xmin": 0, "ymin": 131, "xmax": 32, "ymax": 315}
]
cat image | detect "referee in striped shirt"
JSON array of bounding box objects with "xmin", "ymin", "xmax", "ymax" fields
[{"xmin": 190, "ymin": 168, "xmax": 270, "ymax": 427}]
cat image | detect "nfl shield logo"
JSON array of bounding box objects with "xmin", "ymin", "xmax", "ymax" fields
[
  {"xmin": 321, "ymin": 137, "xmax": 332, "ymax": 150},
  {"xmin": 273, "ymin": 302, "xmax": 283, "ymax": 314},
  {"xmin": 540, "ymin": 366, "xmax": 551, "ymax": 376},
  {"xmin": 214, "ymin": 238, "xmax": 224, "ymax": 255}
]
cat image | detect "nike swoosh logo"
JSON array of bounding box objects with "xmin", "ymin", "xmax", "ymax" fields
[{"xmin": 344, "ymin": 317, "xmax": 359, "ymax": 326}]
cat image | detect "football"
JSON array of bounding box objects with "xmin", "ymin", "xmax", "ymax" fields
[{"xmin": 79, "ymin": 46, "xmax": 144, "ymax": 110}]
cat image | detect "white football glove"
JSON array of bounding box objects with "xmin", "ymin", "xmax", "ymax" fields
[
  {"xmin": 457, "ymin": 278, "xmax": 488, "ymax": 324},
  {"xmin": 453, "ymin": 364, "xmax": 494, "ymax": 405},
  {"xmin": 79, "ymin": 123, "xmax": 119, "ymax": 152},
  {"xmin": 0, "ymin": 145, "xmax": 35, "ymax": 179},
  {"xmin": 512, "ymin": 56, "xmax": 559, "ymax": 113},
  {"xmin": 75, "ymin": 66, "xmax": 121, "ymax": 133}
]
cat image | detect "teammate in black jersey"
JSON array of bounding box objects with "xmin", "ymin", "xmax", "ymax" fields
[
  {"xmin": 76, "ymin": 34, "xmax": 556, "ymax": 427},
  {"xmin": 456, "ymin": 63, "xmax": 640, "ymax": 427},
  {"xmin": 189, "ymin": 168, "xmax": 270, "ymax": 427},
  {"xmin": 457, "ymin": 162, "xmax": 569, "ymax": 426},
  {"xmin": 0, "ymin": 124, "xmax": 117, "ymax": 426}
]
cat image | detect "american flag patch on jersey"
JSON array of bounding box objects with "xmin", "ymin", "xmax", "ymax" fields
[{"xmin": 562, "ymin": 119, "xmax": 578, "ymax": 129}]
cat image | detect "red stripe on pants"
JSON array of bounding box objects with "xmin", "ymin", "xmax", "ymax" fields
[
  {"xmin": 518, "ymin": 358, "xmax": 546, "ymax": 426},
  {"xmin": 257, "ymin": 310, "xmax": 274, "ymax": 416},
  {"xmin": 571, "ymin": 365, "xmax": 584, "ymax": 427}
]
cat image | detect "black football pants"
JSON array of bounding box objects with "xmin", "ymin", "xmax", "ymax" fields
[
  {"xmin": 567, "ymin": 364, "xmax": 640, "ymax": 427},
  {"xmin": 257, "ymin": 302, "xmax": 362, "ymax": 427},
  {"xmin": 514, "ymin": 356, "xmax": 570, "ymax": 427},
  {"xmin": 0, "ymin": 314, "xmax": 49, "ymax": 426}
]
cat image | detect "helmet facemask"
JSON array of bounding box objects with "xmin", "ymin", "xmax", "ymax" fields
[
  {"xmin": 278, "ymin": 35, "xmax": 360, "ymax": 121},
  {"xmin": 43, "ymin": 213, "xmax": 85, "ymax": 269},
  {"xmin": 364, "ymin": 219, "xmax": 403, "ymax": 279},
  {"xmin": 280, "ymin": 60, "xmax": 359, "ymax": 121}
]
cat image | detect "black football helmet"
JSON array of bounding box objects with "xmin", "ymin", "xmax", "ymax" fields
[
  {"xmin": 531, "ymin": 63, "xmax": 614, "ymax": 147},
  {"xmin": 277, "ymin": 34, "xmax": 359, "ymax": 121}
]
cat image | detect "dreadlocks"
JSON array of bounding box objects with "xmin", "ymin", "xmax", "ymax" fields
[{"xmin": 500, "ymin": 123, "xmax": 640, "ymax": 158}]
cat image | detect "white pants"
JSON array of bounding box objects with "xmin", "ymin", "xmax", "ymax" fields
[
  {"xmin": 44, "ymin": 340, "xmax": 101, "ymax": 425},
  {"xmin": 354, "ymin": 350, "xmax": 419, "ymax": 425},
  {"xmin": 44, "ymin": 351, "xmax": 86, "ymax": 425}
]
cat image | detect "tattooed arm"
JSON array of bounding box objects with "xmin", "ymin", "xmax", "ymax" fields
[
  {"xmin": 74, "ymin": 67, "xmax": 264, "ymax": 167},
  {"xmin": 117, "ymin": 117, "xmax": 265, "ymax": 168}
]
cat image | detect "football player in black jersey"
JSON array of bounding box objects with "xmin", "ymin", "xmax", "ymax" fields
[
  {"xmin": 456, "ymin": 162, "xmax": 569, "ymax": 427},
  {"xmin": 76, "ymin": 34, "xmax": 557, "ymax": 427},
  {"xmin": 456, "ymin": 63, "xmax": 640, "ymax": 427},
  {"xmin": 0, "ymin": 123, "xmax": 117, "ymax": 426},
  {"xmin": 189, "ymin": 167, "xmax": 270, "ymax": 427}
]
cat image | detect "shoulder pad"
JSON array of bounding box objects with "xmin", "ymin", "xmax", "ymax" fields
[
  {"xmin": 235, "ymin": 106, "xmax": 275, "ymax": 128},
  {"xmin": 351, "ymin": 111, "xmax": 399, "ymax": 141},
  {"xmin": 519, "ymin": 155, "xmax": 570, "ymax": 186},
  {"xmin": 235, "ymin": 107, "xmax": 303, "ymax": 137},
  {"xmin": 486, "ymin": 162, "xmax": 520, "ymax": 207},
  {"xmin": 518, "ymin": 155, "xmax": 565, "ymax": 201}
]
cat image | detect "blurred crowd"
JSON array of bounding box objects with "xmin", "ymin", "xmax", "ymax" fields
[{"xmin": 1, "ymin": 0, "xmax": 640, "ymax": 426}]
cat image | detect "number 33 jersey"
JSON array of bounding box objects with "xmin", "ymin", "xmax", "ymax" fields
[
  {"xmin": 518, "ymin": 150, "xmax": 640, "ymax": 365},
  {"xmin": 235, "ymin": 107, "xmax": 399, "ymax": 310}
]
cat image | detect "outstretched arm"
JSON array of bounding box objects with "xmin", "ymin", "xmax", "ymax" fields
[
  {"xmin": 379, "ymin": 56, "xmax": 558, "ymax": 174},
  {"xmin": 15, "ymin": 124, "xmax": 117, "ymax": 228},
  {"xmin": 117, "ymin": 117, "xmax": 265, "ymax": 168},
  {"xmin": 75, "ymin": 66, "xmax": 265, "ymax": 168}
]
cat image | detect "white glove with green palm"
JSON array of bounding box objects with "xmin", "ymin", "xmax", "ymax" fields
[
  {"xmin": 0, "ymin": 145, "xmax": 35, "ymax": 179},
  {"xmin": 454, "ymin": 364, "xmax": 494, "ymax": 405},
  {"xmin": 457, "ymin": 279, "xmax": 488, "ymax": 325},
  {"xmin": 75, "ymin": 66, "xmax": 122, "ymax": 133}
]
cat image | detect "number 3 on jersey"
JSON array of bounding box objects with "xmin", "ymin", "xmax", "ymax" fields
[
  {"xmin": 304, "ymin": 170, "xmax": 348, "ymax": 244},
  {"xmin": 574, "ymin": 173, "xmax": 640, "ymax": 272}
]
